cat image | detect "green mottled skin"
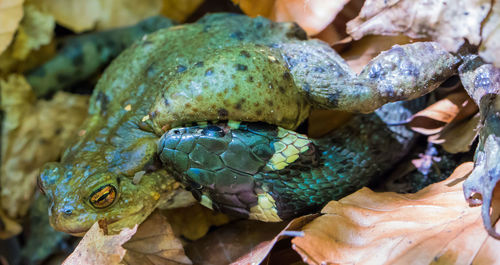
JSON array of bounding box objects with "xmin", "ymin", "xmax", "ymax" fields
[{"xmin": 39, "ymin": 14, "xmax": 460, "ymax": 235}]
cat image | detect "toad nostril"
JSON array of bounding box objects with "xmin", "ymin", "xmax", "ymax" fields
[{"xmin": 62, "ymin": 206, "xmax": 73, "ymax": 216}]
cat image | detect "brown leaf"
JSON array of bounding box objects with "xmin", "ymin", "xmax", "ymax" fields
[
  {"xmin": 346, "ymin": 0, "xmax": 491, "ymax": 52},
  {"xmin": 1, "ymin": 75, "xmax": 89, "ymax": 218},
  {"xmin": 233, "ymin": 214, "xmax": 317, "ymax": 265},
  {"xmin": 233, "ymin": 0, "xmax": 349, "ymax": 35},
  {"xmin": 163, "ymin": 203, "xmax": 230, "ymax": 241},
  {"xmin": 121, "ymin": 211, "xmax": 192, "ymax": 265},
  {"xmin": 185, "ymin": 220, "xmax": 287, "ymax": 265},
  {"xmin": 291, "ymin": 162, "xmax": 500, "ymax": 265},
  {"xmin": 479, "ymin": 0, "xmax": 500, "ymax": 67},
  {"xmin": 430, "ymin": 112, "xmax": 480, "ymax": 153},
  {"xmin": 0, "ymin": 0, "xmax": 24, "ymax": 55},
  {"xmin": 63, "ymin": 222, "xmax": 137, "ymax": 265},
  {"xmin": 160, "ymin": 0, "xmax": 204, "ymax": 23},
  {"xmin": 307, "ymin": 110, "xmax": 352, "ymax": 138},
  {"xmin": 408, "ymin": 92, "xmax": 476, "ymax": 135}
]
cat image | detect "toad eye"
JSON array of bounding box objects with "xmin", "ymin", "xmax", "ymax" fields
[{"xmin": 89, "ymin": 184, "xmax": 116, "ymax": 209}]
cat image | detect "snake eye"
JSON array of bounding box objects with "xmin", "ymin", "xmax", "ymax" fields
[{"xmin": 89, "ymin": 184, "xmax": 116, "ymax": 209}]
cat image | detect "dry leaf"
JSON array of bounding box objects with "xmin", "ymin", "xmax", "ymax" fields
[
  {"xmin": 0, "ymin": 0, "xmax": 24, "ymax": 55},
  {"xmin": 30, "ymin": 0, "xmax": 162, "ymax": 32},
  {"xmin": 430, "ymin": 112, "xmax": 481, "ymax": 153},
  {"xmin": 479, "ymin": 0, "xmax": 500, "ymax": 67},
  {"xmin": 11, "ymin": 4, "xmax": 54, "ymax": 60},
  {"xmin": 94, "ymin": 0, "xmax": 162, "ymax": 30},
  {"xmin": 185, "ymin": 220, "xmax": 287, "ymax": 265},
  {"xmin": 291, "ymin": 162, "xmax": 500, "ymax": 265},
  {"xmin": 346, "ymin": 0, "xmax": 491, "ymax": 52},
  {"xmin": 233, "ymin": 0, "xmax": 349, "ymax": 35},
  {"xmin": 307, "ymin": 110, "xmax": 352, "ymax": 138},
  {"xmin": 161, "ymin": 0, "xmax": 204, "ymax": 22},
  {"xmin": 0, "ymin": 207, "xmax": 22, "ymax": 239},
  {"xmin": 163, "ymin": 203, "xmax": 230, "ymax": 241},
  {"xmin": 63, "ymin": 222, "xmax": 137, "ymax": 265},
  {"xmin": 1, "ymin": 75, "xmax": 89, "ymax": 218},
  {"xmin": 121, "ymin": 211, "xmax": 192, "ymax": 265},
  {"xmin": 233, "ymin": 214, "xmax": 317, "ymax": 265},
  {"xmin": 407, "ymin": 92, "xmax": 477, "ymax": 135}
]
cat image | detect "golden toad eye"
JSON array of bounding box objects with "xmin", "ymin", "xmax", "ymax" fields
[{"xmin": 89, "ymin": 184, "xmax": 117, "ymax": 209}]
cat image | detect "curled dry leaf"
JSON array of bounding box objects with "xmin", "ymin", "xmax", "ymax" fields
[
  {"xmin": 30, "ymin": 0, "xmax": 162, "ymax": 32},
  {"xmin": 233, "ymin": 0, "xmax": 349, "ymax": 35},
  {"xmin": 346, "ymin": 0, "xmax": 491, "ymax": 52},
  {"xmin": 0, "ymin": 0, "xmax": 24, "ymax": 55},
  {"xmin": 11, "ymin": 4, "xmax": 55, "ymax": 60},
  {"xmin": 479, "ymin": 0, "xmax": 500, "ymax": 68},
  {"xmin": 163, "ymin": 203, "xmax": 230, "ymax": 241},
  {"xmin": 233, "ymin": 214, "xmax": 317, "ymax": 265},
  {"xmin": 63, "ymin": 222, "xmax": 137, "ymax": 265},
  {"xmin": 291, "ymin": 162, "xmax": 500, "ymax": 265},
  {"xmin": 121, "ymin": 211, "xmax": 192, "ymax": 265},
  {"xmin": 430, "ymin": 112, "xmax": 481, "ymax": 154},
  {"xmin": 160, "ymin": 0, "xmax": 204, "ymax": 23},
  {"xmin": 185, "ymin": 220, "xmax": 287, "ymax": 265},
  {"xmin": 1, "ymin": 75, "xmax": 89, "ymax": 218},
  {"xmin": 407, "ymin": 91, "xmax": 478, "ymax": 135}
]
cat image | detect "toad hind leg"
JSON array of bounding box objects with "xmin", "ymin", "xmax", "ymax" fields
[{"xmin": 280, "ymin": 40, "xmax": 461, "ymax": 113}]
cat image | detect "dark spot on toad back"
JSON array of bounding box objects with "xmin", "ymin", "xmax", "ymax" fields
[
  {"xmin": 96, "ymin": 91, "xmax": 109, "ymax": 114},
  {"xmin": 218, "ymin": 108, "xmax": 229, "ymax": 117},
  {"xmin": 283, "ymin": 71, "xmax": 292, "ymax": 80},
  {"xmin": 265, "ymin": 99, "xmax": 274, "ymax": 107},
  {"xmin": 195, "ymin": 61, "xmax": 204, "ymax": 67},
  {"xmin": 56, "ymin": 74, "xmax": 71, "ymax": 83},
  {"xmin": 230, "ymin": 31, "xmax": 244, "ymax": 41},
  {"xmin": 177, "ymin": 65, "xmax": 187, "ymax": 73},
  {"xmin": 71, "ymin": 52, "xmax": 84, "ymax": 66},
  {"xmin": 279, "ymin": 86, "xmax": 286, "ymax": 94},
  {"xmin": 240, "ymin": 51, "xmax": 251, "ymax": 58},
  {"xmin": 247, "ymin": 76, "xmax": 254, "ymax": 83},
  {"xmin": 314, "ymin": 67, "xmax": 325, "ymax": 73},
  {"xmin": 205, "ymin": 68, "xmax": 214, "ymax": 76},
  {"xmin": 164, "ymin": 98, "xmax": 170, "ymax": 106},
  {"xmin": 236, "ymin": 64, "xmax": 248, "ymax": 71}
]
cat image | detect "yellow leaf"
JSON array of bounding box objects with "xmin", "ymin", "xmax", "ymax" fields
[
  {"xmin": 121, "ymin": 211, "xmax": 192, "ymax": 265},
  {"xmin": 0, "ymin": 75, "xmax": 89, "ymax": 218},
  {"xmin": 0, "ymin": 207, "xmax": 22, "ymax": 239},
  {"xmin": 0, "ymin": 0, "xmax": 24, "ymax": 55},
  {"xmin": 11, "ymin": 4, "xmax": 54, "ymax": 60},
  {"xmin": 233, "ymin": 0, "xmax": 349, "ymax": 35},
  {"xmin": 161, "ymin": 0, "xmax": 204, "ymax": 22},
  {"xmin": 163, "ymin": 203, "xmax": 230, "ymax": 240},
  {"xmin": 63, "ymin": 222, "xmax": 137, "ymax": 265},
  {"xmin": 291, "ymin": 162, "xmax": 500, "ymax": 265},
  {"xmin": 30, "ymin": 0, "xmax": 162, "ymax": 32},
  {"xmin": 347, "ymin": 0, "xmax": 491, "ymax": 52}
]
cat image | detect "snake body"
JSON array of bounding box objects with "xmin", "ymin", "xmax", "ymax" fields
[{"xmin": 159, "ymin": 99, "xmax": 425, "ymax": 220}]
